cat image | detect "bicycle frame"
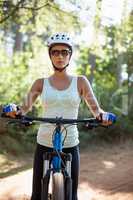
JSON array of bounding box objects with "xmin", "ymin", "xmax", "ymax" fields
[
  {"xmin": 52, "ymin": 124, "xmax": 63, "ymax": 171},
  {"xmin": 43, "ymin": 122, "xmax": 72, "ymax": 178}
]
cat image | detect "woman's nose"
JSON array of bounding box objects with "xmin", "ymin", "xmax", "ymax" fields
[{"xmin": 58, "ymin": 53, "xmax": 63, "ymax": 58}]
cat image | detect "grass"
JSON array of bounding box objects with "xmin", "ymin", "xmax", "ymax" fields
[{"xmin": 0, "ymin": 134, "xmax": 34, "ymax": 178}]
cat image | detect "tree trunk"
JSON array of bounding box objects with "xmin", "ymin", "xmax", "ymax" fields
[
  {"xmin": 116, "ymin": 53, "xmax": 123, "ymax": 87},
  {"xmin": 128, "ymin": 58, "xmax": 133, "ymax": 120},
  {"xmin": 13, "ymin": 24, "xmax": 23, "ymax": 52},
  {"xmin": 89, "ymin": 53, "xmax": 96, "ymax": 84}
]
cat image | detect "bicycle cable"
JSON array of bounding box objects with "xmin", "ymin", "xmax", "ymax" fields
[
  {"xmin": 55, "ymin": 148, "xmax": 66, "ymax": 169},
  {"xmin": 61, "ymin": 125, "xmax": 67, "ymax": 146},
  {"xmin": 51, "ymin": 125, "xmax": 69, "ymax": 169}
]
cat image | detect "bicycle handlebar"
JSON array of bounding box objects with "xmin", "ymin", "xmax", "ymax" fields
[
  {"xmin": 22, "ymin": 116, "xmax": 100, "ymax": 124},
  {"xmin": 1, "ymin": 114, "xmax": 104, "ymax": 128}
]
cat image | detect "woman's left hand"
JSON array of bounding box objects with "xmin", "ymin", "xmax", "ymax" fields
[{"xmin": 97, "ymin": 112, "xmax": 116, "ymax": 126}]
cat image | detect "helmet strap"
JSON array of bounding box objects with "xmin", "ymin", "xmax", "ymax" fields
[{"xmin": 52, "ymin": 63, "xmax": 69, "ymax": 72}]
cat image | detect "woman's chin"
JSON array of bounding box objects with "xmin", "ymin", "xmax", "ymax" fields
[{"xmin": 54, "ymin": 64, "xmax": 66, "ymax": 69}]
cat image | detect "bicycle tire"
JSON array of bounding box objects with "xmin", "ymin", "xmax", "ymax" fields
[{"xmin": 52, "ymin": 172, "xmax": 65, "ymax": 200}]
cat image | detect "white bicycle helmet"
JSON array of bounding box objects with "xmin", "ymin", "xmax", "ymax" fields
[{"xmin": 47, "ymin": 32, "xmax": 73, "ymax": 50}]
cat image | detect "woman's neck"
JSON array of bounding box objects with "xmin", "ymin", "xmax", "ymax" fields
[{"xmin": 52, "ymin": 70, "xmax": 70, "ymax": 80}]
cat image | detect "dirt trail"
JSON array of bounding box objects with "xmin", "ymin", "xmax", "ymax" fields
[{"xmin": 0, "ymin": 142, "xmax": 133, "ymax": 200}]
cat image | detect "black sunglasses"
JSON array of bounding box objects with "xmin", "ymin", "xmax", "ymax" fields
[{"xmin": 50, "ymin": 49, "xmax": 72, "ymax": 57}]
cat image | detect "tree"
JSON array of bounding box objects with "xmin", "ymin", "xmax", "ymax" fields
[{"xmin": 126, "ymin": 11, "xmax": 133, "ymax": 119}]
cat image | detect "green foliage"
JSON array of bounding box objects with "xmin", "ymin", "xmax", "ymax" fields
[
  {"xmin": 76, "ymin": 11, "xmax": 133, "ymax": 143},
  {"xmin": 0, "ymin": 52, "xmax": 30, "ymax": 104},
  {"xmin": 0, "ymin": 133, "xmax": 34, "ymax": 155},
  {"xmin": 79, "ymin": 115, "xmax": 133, "ymax": 148},
  {"xmin": 0, "ymin": 0, "xmax": 82, "ymax": 154},
  {"xmin": 0, "ymin": 0, "xmax": 132, "ymax": 152}
]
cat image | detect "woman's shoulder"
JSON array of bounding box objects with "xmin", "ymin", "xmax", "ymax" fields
[
  {"xmin": 76, "ymin": 75, "xmax": 89, "ymax": 95},
  {"xmin": 77, "ymin": 75, "xmax": 89, "ymax": 83},
  {"xmin": 71, "ymin": 74, "xmax": 86, "ymax": 80},
  {"xmin": 31, "ymin": 78, "xmax": 44, "ymax": 93},
  {"xmin": 34, "ymin": 78, "xmax": 44, "ymax": 85},
  {"xmin": 77, "ymin": 75, "xmax": 91, "ymax": 89}
]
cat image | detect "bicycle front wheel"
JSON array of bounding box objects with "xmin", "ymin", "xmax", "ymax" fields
[{"xmin": 52, "ymin": 172, "xmax": 65, "ymax": 200}]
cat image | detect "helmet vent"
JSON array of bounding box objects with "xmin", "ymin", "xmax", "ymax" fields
[{"xmin": 47, "ymin": 32, "xmax": 73, "ymax": 51}]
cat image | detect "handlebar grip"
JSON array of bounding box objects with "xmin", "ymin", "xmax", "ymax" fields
[{"xmin": 97, "ymin": 113, "xmax": 117, "ymax": 123}]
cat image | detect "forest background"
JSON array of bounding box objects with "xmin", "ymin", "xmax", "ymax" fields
[{"xmin": 0, "ymin": 0, "xmax": 133, "ymax": 155}]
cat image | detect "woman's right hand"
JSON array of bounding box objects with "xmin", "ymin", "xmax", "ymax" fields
[{"xmin": 2, "ymin": 103, "xmax": 22, "ymax": 118}]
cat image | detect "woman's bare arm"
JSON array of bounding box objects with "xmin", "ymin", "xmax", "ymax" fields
[
  {"xmin": 78, "ymin": 76, "xmax": 103, "ymax": 117},
  {"xmin": 21, "ymin": 78, "xmax": 43, "ymax": 114}
]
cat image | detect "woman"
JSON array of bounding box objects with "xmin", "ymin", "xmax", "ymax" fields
[{"xmin": 4, "ymin": 33, "xmax": 116, "ymax": 200}]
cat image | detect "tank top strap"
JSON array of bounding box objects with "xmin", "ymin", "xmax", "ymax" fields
[
  {"xmin": 42, "ymin": 78, "xmax": 50, "ymax": 90},
  {"xmin": 71, "ymin": 76, "xmax": 78, "ymax": 89},
  {"xmin": 70, "ymin": 76, "xmax": 79, "ymax": 95},
  {"xmin": 41, "ymin": 78, "xmax": 49, "ymax": 101}
]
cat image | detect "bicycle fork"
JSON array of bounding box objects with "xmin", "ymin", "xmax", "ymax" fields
[{"xmin": 43, "ymin": 152, "xmax": 72, "ymax": 177}]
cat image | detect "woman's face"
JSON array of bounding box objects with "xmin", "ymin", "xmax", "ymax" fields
[{"xmin": 49, "ymin": 44, "xmax": 72, "ymax": 69}]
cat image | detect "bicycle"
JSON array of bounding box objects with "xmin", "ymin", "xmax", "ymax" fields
[{"xmin": 1, "ymin": 114, "xmax": 111, "ymax": 200}]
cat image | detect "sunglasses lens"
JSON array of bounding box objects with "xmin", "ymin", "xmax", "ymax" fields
[
  {"xmin": 51, "ymin": 49, "xmax": 71, "ymax": 57},
  {"xmin": 61, "ymin": 50, "xmax": 70, "ymax": 56},
  {"xmin": 51, "ymin": 50, "xmax": 59, "ymax": 56}
]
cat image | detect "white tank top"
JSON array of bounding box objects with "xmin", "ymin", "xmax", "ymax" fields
[{"xmin": 37, "ymin": 76, "xmax": 81, "ymax": 148}]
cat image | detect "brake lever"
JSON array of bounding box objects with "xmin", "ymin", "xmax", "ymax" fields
[
  {"xmin": 85, "ymin": 121, "xmax": 100, "ymax": 129},
  {"xmin": 5, "ymin": 117, "xmax": 33, "ymax": 126},
  {"xmin": 21, "ymin": 119, "xmax": 33, "ymax": 126}
]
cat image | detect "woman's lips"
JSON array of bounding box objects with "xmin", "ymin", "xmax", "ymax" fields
[{"xmin": 57, "ymin": 61, "xmax": 64, "ymax": 64}]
